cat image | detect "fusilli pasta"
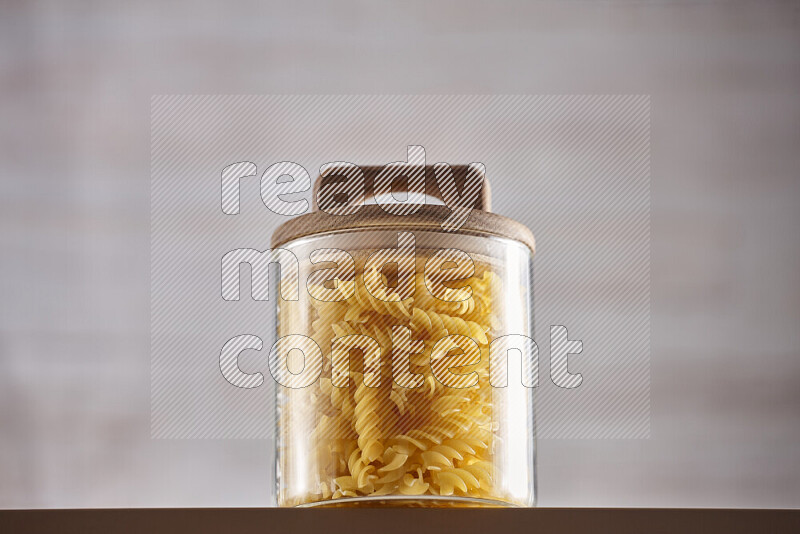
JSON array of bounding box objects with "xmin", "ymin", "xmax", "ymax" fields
[{"xmin": 280, "ymin": 255, "xmax": 505, "ymax": 505}]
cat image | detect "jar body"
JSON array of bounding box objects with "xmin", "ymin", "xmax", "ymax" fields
[{"xmin": 274, "ymin": 229, "xmax": 535, "ymax": 507}]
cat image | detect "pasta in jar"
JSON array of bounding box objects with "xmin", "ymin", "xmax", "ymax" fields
[
  {"xmin": 272, "ymin": 168, "xmax": 535, "ymax": 507},
  {"xmin": 276, "ymin": 246, "xmax": 532, "ymax": 507}
]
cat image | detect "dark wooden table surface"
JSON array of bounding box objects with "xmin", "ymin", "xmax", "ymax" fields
[{"xmin": 1, "ymin": 508, "xmax": 797, "ymax": 533}]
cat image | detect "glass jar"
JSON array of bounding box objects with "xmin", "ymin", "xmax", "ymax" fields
[{"xmin": 271, "ymin": 167, "xmax": 536, "ymax": 507}]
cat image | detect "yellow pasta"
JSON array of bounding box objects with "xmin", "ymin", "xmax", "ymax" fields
[{"xmin": 280, "ymin": 256, "xmax": 505, "ymax": 505}]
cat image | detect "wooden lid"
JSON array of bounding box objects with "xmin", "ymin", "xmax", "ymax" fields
[{"xmin": 271, "ymin": 165, "xmax": 536, "ymax": 254}]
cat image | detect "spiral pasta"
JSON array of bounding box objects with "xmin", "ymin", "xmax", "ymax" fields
[{"xmin": 280, "ymin": 255, "xmax": 505, "ymax": 505}]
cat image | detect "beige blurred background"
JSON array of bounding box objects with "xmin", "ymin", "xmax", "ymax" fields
[{"xmin": 1, "ymin": 0, "xmax": 799, "ymax": 508}]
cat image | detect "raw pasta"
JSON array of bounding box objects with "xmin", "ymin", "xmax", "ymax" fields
[{"xmin": 278, "ymin": 257, "xmax": 505, "ymax": 505}]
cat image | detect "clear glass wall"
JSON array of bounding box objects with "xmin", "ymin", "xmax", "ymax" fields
[{"xmin": 274, "ymin": 230, "xmax": 535, "ymax": 507}]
